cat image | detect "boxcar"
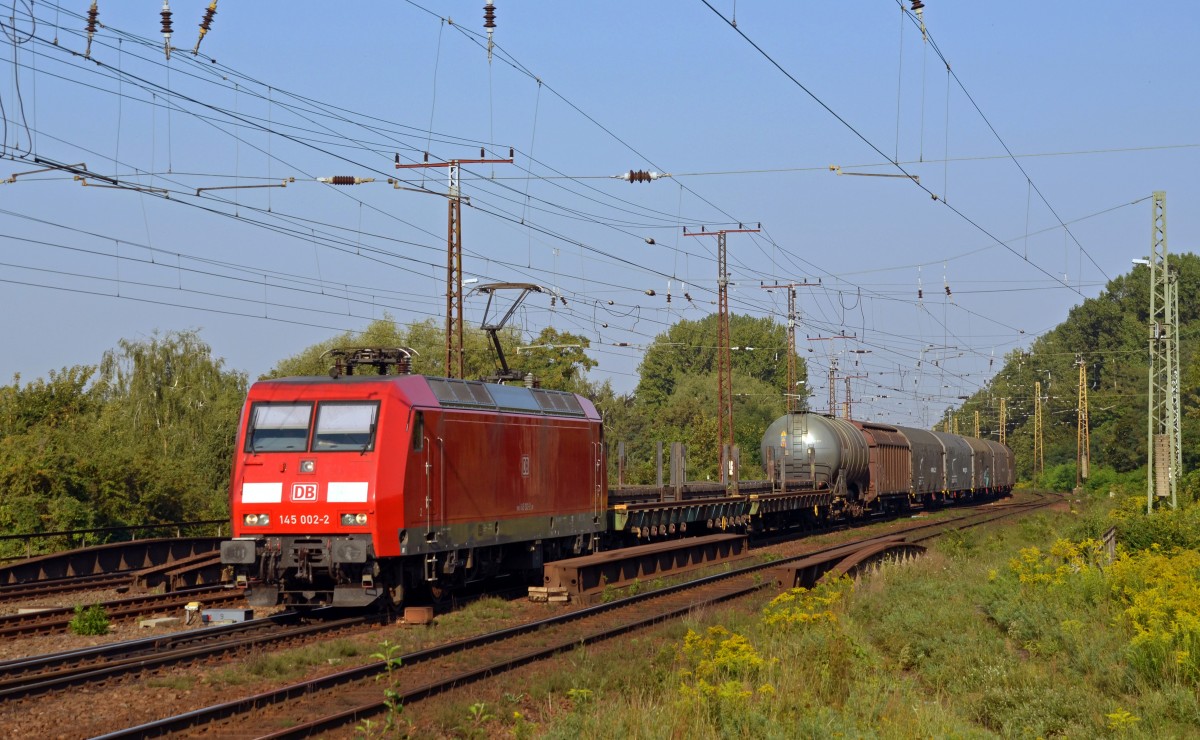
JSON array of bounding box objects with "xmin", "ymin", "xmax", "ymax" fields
[
  {"xmin": 851, "ymin": 421, "xmax": 911, "ymax": 504},
  {"xmin": 964, "ymin": 437, "xmax": 994, "ymax": 493},
  {"xmin": 931, "ymin": 431, "xmax": 974, "ymax": 495},
  {"xmin": 984, "ymin": 439, "xmax": 1015, "ymax": 493},
  {"xmin": 892, "ymin": 425, "xmax": 946, "ymax": 498}
]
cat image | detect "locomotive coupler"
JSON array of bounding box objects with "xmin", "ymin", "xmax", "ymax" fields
[{"xmin": 296, "ymin": 547, "xmax": 315, "ymax": 582}]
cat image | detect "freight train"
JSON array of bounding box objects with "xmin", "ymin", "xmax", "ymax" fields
[
  {"xmin": 760, "ymin": 412, "xmax": 1014, "ymax": 517},
  {"xmin": 220, "ymin": 357, "xmax": 1013, "ymax": 608}
]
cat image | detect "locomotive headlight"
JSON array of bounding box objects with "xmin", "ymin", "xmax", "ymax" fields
[
  {"xmin": 299, "ymin": 459, "xmax": 315, "ymax": 474},
  {"xmin": 243, "ymin": 513, "xmax": 270, "ymax": 526},
  {"xmin": 341, "ymin": 513, "xmax": 369, "ymax": 526}
]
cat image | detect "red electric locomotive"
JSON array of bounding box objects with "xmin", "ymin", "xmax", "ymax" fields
[{"xmin": 219, "ymin": 369, "xmax": 605, "ymax": 607}]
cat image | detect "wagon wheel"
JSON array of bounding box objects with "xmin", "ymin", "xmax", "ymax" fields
[
  {"xmin": 427, "ymin": 582, "xmax": 453, "ymax": 605},
  {"xmin": 386, "ymin": 581, "xmax": 405, "ymax": 611}
]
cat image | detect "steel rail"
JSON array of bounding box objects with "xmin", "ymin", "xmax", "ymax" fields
[
  {"xmin": 0, "ymin": 572, "xmax": 133, "ymax": 600},
  {"xmin": 0, "ymin": 613, "xmax": 378, "ymax": 701},
  {"xmin": 0, "ymin": 586, "xmax": 240, "ymax": 638}
]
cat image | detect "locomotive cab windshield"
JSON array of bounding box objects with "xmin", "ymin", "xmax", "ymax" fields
[
  {"xmin": 246, "ymin": 402, "xmax": 312, "ymax": 452},
  {"xmin": 245, "ymin": 400, "xmax": 380, "ymax": 453},
  {"xmin": 313, "ymin": 402, "xmax": 379, "ymax": 452}
]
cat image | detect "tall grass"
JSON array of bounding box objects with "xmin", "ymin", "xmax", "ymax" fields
[{"xmin": 437, "ymin": 498, "xmax": 1200, "ymax": 739}]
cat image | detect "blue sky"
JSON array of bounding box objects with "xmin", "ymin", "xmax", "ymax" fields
[{"xmin": 0, "ymin": 1, "xmax": 1195, "ymax": 428}]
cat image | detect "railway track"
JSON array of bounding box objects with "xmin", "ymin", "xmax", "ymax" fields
[
  {"xmin": 0, "ymin": 572, "xmax": 133, "ymax": 600},
  {"xmin": 0, "ymin": 585, "xmax": 243, "ymax": 638},
  {"xmin": 96, "ymin": 493, "xmax": 1056, "ymax": 738},
  {"xmin": 0, "ymin": 554, "xmax": 226, "ymax": 604},
  {"xmin": 0, "ymin": 610, "xmax": 381, "ymax": 702},
  {"xmin": 0, "ymin": 537, "xmax": 223, "ymax": 586}
]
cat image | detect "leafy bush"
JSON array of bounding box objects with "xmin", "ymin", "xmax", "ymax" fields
[
  {"xmin": 1082, "ymin": 465, "xmax": 1145, "ymax": 497},
  {"xmin": 1038, "ymin": 462, "xmax": 1079, "ymax": 492},
  {"xmin": 69, "ymin": 604, "xmax": 110, "ymax": 635},
  {"xmin": 991, "ymin": 528, "xmax": 1200, "ymax": 690},
  {"xmin": 1113, "ymin": 500, "xmax": 1200, "ymax": 551},
  {"xmin": 760, "ymin": 578, "xmax": 865, "ymax": 708}
]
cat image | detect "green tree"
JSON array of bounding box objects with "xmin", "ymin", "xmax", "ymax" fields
[
  {"xmin": 642, "ymin": 372, "xmax": 785, "ymax": 481},
  {"xmin": 0, "ymin": 330, "xmax": 245, "ymax": 554},
  {"xmin": 959, "ymin": 253, "xmax": 1200, "ymax": 483},
  {"xmin": 634, "ymin": 313, "xmax": 803, "ymax": 408},
  {"xmin": 94, "ymin": 331, "xmax": 247, "ymax": 522},
  {"xmin": 0, "ymin": 367, "xmax": 103, "ymax": 545},
  {"xmin": 515, "ymin": 326, "xmax": 597, "ymax": 393},
  {"xmin": 604, "ymin": 313, "xmax": 799, "ymax": 483}
]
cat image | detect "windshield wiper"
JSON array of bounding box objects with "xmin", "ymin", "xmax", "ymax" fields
[{"xmin": 362, "ymin": 419, "xmax": 379, "ymax": 455}]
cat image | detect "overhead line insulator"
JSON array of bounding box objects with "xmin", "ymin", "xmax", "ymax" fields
[
  {"xmin": 193, "ymin": 1, "xmax": 217, "ymax": 55},
  {"xmin": 617, "ymin": 169, "xmax": 667, "ymax": 183},
  {"xmin": 160, "ymin": 1, "xmax": 173, "ymax": 59},
  {"xmin": 318, "ymin": 176, "xmax": 376, "ymax": 185},
  {"xmin": 483, "ymin": 2, "xmax": 496, "ymax": 63},
  {"xmin": 84, "ymin": 2, "xmax": 99, "ymax": 59}
]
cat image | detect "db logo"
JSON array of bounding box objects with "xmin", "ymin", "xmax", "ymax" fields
[{"xmin": 291, "ymin": 483, "xmax": 319, "ymax": 502}]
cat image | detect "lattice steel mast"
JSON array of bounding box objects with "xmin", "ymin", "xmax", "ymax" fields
[
  {"xmin": 828, "ymin": 359, "xmax": 838, "ymax": 416},
  {"xmin": 1146, "ymin": 191, "xmax": 1179, "ymax": 512},
  {"xmin": 1076, "ymin": 353, "xmax": 1090, "ymax": 488},
  {"xmin": 760, "ymin": 280, "xmax": 819, "ymax": 413},
  {"xmin": 1034, "ymin": 380, "xmax": 1044, "ymax": 478},
  {"xmin": 840, "ymin": 369, "xmax": 867, "ymax": 420}
]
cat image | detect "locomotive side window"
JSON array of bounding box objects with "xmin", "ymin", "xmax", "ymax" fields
[
  {"xmin": 411, "ymin": 411, "xmax": 424, "ymax": 451},
  {"xmin": 246, "ymin": 403, "xmax": 313, "ymax": 452},
  {"xmin": 313, "ymin": 402, "xmax": 380, "ymax": 452}
]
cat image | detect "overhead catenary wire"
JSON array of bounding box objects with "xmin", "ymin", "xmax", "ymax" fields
[
  {"xmin": 0, "ymin": 2, "xmax": 1155, "ymax": 426},
  {"xmin": 894, "ymin": 0, "xmax": 1112, "ymax": 283},
  {"xmin": 9, "ymin": 5, "xmax": 1118, "ymax": 307},
  {"xmin": 696, "ymin": 0, "xmax": 1094, "ymax": 300}
]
